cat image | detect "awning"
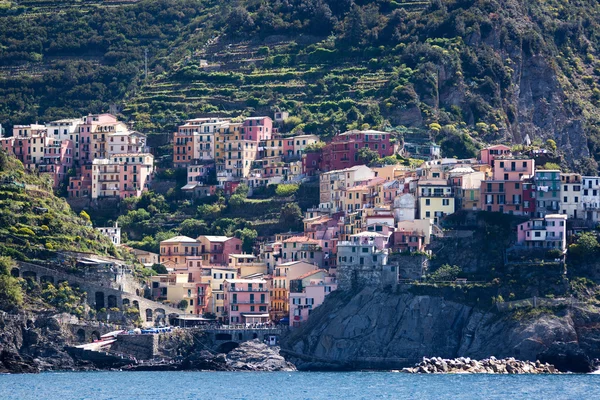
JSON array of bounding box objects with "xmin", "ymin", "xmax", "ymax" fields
[
  {"xmin": 182, "ymin": 183, "xmax": 198, "ymax": 190},
  {"xmin": 241, "ymin": 313, "xmax": 270, "ymax": 318}
]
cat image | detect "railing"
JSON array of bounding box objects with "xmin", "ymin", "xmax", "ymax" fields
[
  {"xmin": 231, "ymin": 300, "xmax": 268, "ymax": 304},
  {"xmin": 420, "ymin": 193, "xmax": 453, "ymax": 198},
  {"xmin": 228, "ymin": 287, "xmax": 268, "ymax": 292},
  {"xmin": 496, "ymin": 296, "xmax": 583, "ymax": 312}
]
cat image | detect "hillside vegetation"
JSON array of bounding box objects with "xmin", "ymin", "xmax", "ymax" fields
[
  {"xmin": 2, "ymin": 0, "xmax": 600, "ymax": 169},
  {"xmin": 0, "ymin": 150, "xmax": 123, "ymax": 261}
]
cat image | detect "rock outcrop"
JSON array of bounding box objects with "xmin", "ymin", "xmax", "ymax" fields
[
  {"xmin": 0, "ymin": 312, "xmax": 77, "ymax": 373},
  {"xmin": 402, "ymin": 356, "xmax": 558, "ymax": 374},
  {"xmin": 226, "ymin": 340, "xmax": 296, "ymax": 371},
  {"xmin": 181, "ymin": 340, "xmax": 296, "ymax": 372},
  {"xmin": 282, "ymin": 288, "xmax": 600, "ymax": 372}
]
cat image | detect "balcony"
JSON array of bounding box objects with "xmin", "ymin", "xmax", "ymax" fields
[
  {"xmin": 582, "ymin": 203, "xmax": 600, "ymax": 210},
  {"xmin": 420, "ymin": 192, "xmax": 453, "ymax": 198},
  {"xmin": 230, "ymin": 300, "xmax": 269, "ymax": 304},
  {"xmin": 228, "ymin": 287, "xmax": 269, "ymax": 292}
]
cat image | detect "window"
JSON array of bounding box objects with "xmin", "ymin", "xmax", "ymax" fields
[{"xmin": 425, "ymin": 199, "xmax": 430, "ymax": 206}]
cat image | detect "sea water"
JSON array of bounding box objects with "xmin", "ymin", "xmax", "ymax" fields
[{"xmin": 1, "ymin": 371, "xmax": 599, "ymax": 399}]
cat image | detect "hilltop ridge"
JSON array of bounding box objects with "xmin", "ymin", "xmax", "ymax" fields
[{"xmin": 1, "ymin": 0, "xmax": 600, "ymax": 170}]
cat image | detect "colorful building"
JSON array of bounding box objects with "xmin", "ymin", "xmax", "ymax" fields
[
  {"xmin": 517, "ymin": 214, "xmax": 567, "ymax": 253},
  {"xmin": 223, "ymin": 279, "xmax": 270, "ymax": 324}
]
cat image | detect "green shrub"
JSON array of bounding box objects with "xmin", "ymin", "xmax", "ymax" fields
[
  {"xmin": 17, "ymin": 227, "xmax": 35, "ymax": 236},
  {"xmin": 275, "ymin": 183, "xmax": 299, "ymax": 197}
]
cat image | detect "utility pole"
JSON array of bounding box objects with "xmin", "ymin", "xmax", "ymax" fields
[{"xmin": 144, "ymin": 48, "xmax": 148, "ymax": 80}]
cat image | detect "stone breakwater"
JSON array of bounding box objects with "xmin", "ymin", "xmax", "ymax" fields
[{"xmin": 402, "ymin": 357, "xmax": 559, "ymax": 374}]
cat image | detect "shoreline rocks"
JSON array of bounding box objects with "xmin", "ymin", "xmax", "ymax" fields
[
  {"xmin": 402, "ymin": 357, "xmax": 559, "ymax": 374},
  {"xmin": 178, "ymin": 340, "xmax": 296, "ymax": 372}
]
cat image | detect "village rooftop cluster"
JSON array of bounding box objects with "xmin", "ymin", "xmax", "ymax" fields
[{"xmin": 4, "ymin": 112, "xmax": 594, "ymax": 327}]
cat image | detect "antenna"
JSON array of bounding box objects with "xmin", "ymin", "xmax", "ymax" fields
[{"xmin": 144, "ymin": 48, "xmax": 148, "ymax": 80}]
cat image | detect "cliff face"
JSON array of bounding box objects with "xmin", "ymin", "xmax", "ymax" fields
[
  {"xmin": 282, "ymin": 288, "xmax": 600, "ymax": 371},
  {"xmin": 0, "ymin": 313, "xmax": 77, "ymax": 373}
]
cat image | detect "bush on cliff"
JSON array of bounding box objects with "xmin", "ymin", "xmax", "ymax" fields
[{"xmin": 0, "ymin": 256, "xmax": 23, "ymax": 311}]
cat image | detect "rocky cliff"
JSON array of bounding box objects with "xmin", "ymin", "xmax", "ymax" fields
[
  {"xmin": 0, "ymin": 312, "xmax": 79, "ymax": 373},
  {"xmin": 282, "ymin": 288, "xmax": 600, "ymax": 372}
]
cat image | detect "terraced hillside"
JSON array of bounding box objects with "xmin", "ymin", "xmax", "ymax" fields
[{"xmin": 4, "ymin": 0, "xmax": 600, "ymax": 169}]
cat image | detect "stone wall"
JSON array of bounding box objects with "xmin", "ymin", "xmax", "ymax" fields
[
  {"xmin": 388, "ymin": 254, "xmax": 429, "ymax": 281},
  {"xmin": 111, "ymin": 334, "xmax": 158, "ymax": 360}
]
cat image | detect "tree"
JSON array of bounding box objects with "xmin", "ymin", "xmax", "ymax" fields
[
  {"xmin": 428, "ymin": 264, "xmax": 462, "ymax": 282},
  {"xmin": 574, "ymin": 232, "xmax": 599, "ymax": 255},
  {"xmin": 79, "ymin": 210, "xmax": 91, "ymax": 224},
  {"xmin": 546, "ymin": 139, "xmax": 557, "ymax": 152},
  {"xmin": 235, "ymin": 227, "xmax": 258, "ymax": 253},
  {"xmin": 179, "ymin": 219, "xmax": 209, "ymax": 238},
  {"xmin": 357, "ymin": 147, "xmax": 380, "ymax": 165},
  {"xmin": 342, "ymin": 5, "xmax": 365, "ymax": 46},
  {"xmin": 226, "ymin": 7, "xmax": 255, "ymax": 35},
  {"xmin": 229, "ymin": 194, "xmax": 245, "ymax": 207},
  {"xmin": 0, "ymin": 256, "xmax": 14, "ymax": 275},
  {"xmin": 234, "ymin": 183, "xmax": 249, "ymax": 198},
  {"xmin": 280, "ymin": 202, "xmax": 303, "ymax": 229},
  {"xmin": 151, "ymin": 263, "xmax": 168, "ymax": 274},
  {"xmin": 178, "ymin": 299, "xmax": 189, "ymax": 310},
  {"xmin": 0, "ymin": 275, "xmax": 23, "ymax": 310}
]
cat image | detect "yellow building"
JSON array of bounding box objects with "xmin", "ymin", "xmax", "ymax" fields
[
  {"xmin": 417, "ymin": 179, "xmax": 455, "ymax": 223},
  {"xmin": 149, "ymin": 273, "xmax": 197, "ymax": 314},
  {"xmin": 228, "ymin": 254, "xmax": 268, "ymax": 277},
  {"xmin": 270, "ymin": 261, "xmax": 318, "ymax": 321}
]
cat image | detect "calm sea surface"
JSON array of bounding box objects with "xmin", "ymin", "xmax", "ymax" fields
[{"xmin": 1, "ymin": 371, "xmax": 599, "ymax": 399}]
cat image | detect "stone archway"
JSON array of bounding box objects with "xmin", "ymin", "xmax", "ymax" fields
[
  {"xmin": 252, "ymin": 333, "xmax": 258, "ymax": 339},
  {"xmin": 122, "ymin": 298, "xmax": 130, "ymax": 307},
  {"xmin": 154, "ymin": 308, "xmax": 165, "ymax": 324},
  {"xmin": 132, "ymin": 300, "xmax": 139, "ymax": 310},
  {"xmin": 76, "ymin": 329, "xmax": 86, "ymax": 343},
  {"xmin": 145, "ymin": 309, "xmax": 153, "ymax": 322},
  {"xmin": 95, "ymin": 291, "xmax": 105, "ymax": 310},
  {"xmin": 107, "ymin": 295, "xmax": 117, "ymax": 308},
  {"xmin": 91, "ymin": 331, "xmax": 101, "ymax": 342},
  {"xmin": 40, "ymin": 275, "xmax": 55, "ymax": 285},
  {"xmin": 22, "ymin": 271, "xmax": 37, "ymax": 282},
  {"xmin": 10, "ymin": 268, "xmax": 19, "ymax": 278},
  {"xmin": 215, "ymin": 333, "xmax": 233, "ymax": 341},
  {"xmin": 238, "ymin": 333, "xmax": 243, "ymax": 341},
  {"xmin": 216, "ymin": 341, "xmax": 239, "ymax": 353}
]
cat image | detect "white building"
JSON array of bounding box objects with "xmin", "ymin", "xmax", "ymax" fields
[{"xmin": 96, "ymin": 223, "xmax": 121, "ymax": 245}]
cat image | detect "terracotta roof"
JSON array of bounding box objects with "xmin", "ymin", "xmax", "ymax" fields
[
  {"xmin": 295, "ymin": 269, "xmax": 327, "ymax": 280},
  {"xmin": 282, "ymin": 236, "xmax": 319, "ymax": 244}
]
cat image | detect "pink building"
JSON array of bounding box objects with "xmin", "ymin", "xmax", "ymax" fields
[
  {"xmin": 492, "ymin": 157, "xmax": 535, "ymax": 181},
  {"xmin": 241, "ymin": 117, "xmax": 273, "ymax": 142},
  {"xmin": 320, "ymin": 130, "xmax": 394, "ymax": 172},
  {"xmin": 91, "ymin": 153, "xmax": 154, "ymax": 199},
  {"xmin": 517, "ymin": 214, "xmax": 567, "ymax": 252},
  {"xmin": 38, "ymin": 138, "xmax": 74, "ymax": 188},
  {"xmin": 197, "ymin": 235, "xmax": 243, "ymax": 266},
  {"xmin": 223, "ymin": 279, "xmax": 270, "ymax": 324},
  {"xmin": 480, "ymin": 144, "xmax": 511, "ymax": 166},
  {"xmin": 78, "ymin": 114, "xmax": 119, "ymax": 164},
  {"xmin": 289, "ymin": 274, "xmax": 337, "ymax": 327}
]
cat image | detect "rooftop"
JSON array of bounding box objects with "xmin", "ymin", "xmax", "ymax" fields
[
  {"xmin": 161, "ymin": 236, "xmax": 197, "ymax": 244},
  {"xmin": 282, "ymin": 236, "xmax": 319, "ymax": 244},
  {"xmin": 201, "ymin": 235, "xmax": 234, "ymax": 242},
  {"xmin": 294, "ymin": 269, "xmax": 327, "ymax": 280}
]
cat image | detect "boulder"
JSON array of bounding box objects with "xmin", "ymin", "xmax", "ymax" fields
[{"xmin": 537, "ymin": 342, "xmax": 593, "ymax": 373}]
